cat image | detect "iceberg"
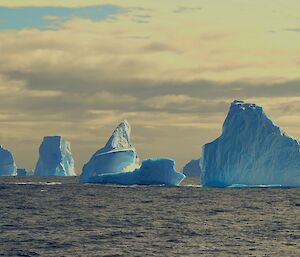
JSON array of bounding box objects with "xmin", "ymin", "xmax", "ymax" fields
[
  {"xmin": 17, "ymin": 168, "xmax": 27, "ymax": 176},
  {"xmin": 34, "ymin": 136, "xmax": 75, "ymax": 176},
  {"xmin": 80, "ymin": 121, "xmax": 186, "ymax": 186},
  {"xmin": 200, "ymin": 100, "xmax": 300, "ymax": 187},
  {"xmin": 80, "ymin": 120, "xmax": 139, "ymax": 183},
  {"xmin": 0, "ymin": 145, "xmax": 17, "ymax": 176},
  {"xmin": 87, "ymin": 158, "xmax": 186, "ymax": 186},
  {"xmin": 182, "ymin": 159, "xmax": 201, "ymax": 177}
]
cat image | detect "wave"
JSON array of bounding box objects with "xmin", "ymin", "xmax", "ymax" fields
[
  {"xmin": 9, "ymin": 182, "xmax": 62, "ymax": 185},
  {"xmin": 227, "ymin": 184, "xmax": 283, "ymax": 188}
]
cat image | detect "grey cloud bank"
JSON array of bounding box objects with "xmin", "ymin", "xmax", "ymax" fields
[{"xmin": 1, "ymin": 70, "xmax": 300, "ymax": 171}]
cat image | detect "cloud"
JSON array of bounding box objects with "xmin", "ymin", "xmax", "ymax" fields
[
  {"xmin": 199, "ymin": 32, "xmax": 229, "ymax": 41},
  {"xmin": 174, "ymin": 7, "xmax": 202, "ymax": 13},
  {"xmin": 285, "ymin": 28, "xmax": 300, "ymax": 33},
  {"xmin": 1, "ymin": 74, "xmax": 300, "ymax": 173},
  {"xmin": 143, "ymin": 42, "xmax": 179, "ymax": 53},
  {"xmin": 0, "ymin": 0, "xmax": 300, "ymax": 172},
  {"xmin": 145, "ymin": 95, "xmax": 228, "ymax": 114}
]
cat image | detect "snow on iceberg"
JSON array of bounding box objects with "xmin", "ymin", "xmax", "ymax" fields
[
  {"xmin": 80, "ymin": 120, "xmax": 140, "ymax": 183},
  {"xmin": 0, "ymin": 145, "xmax": 17, "ymax": 176},
  {"xmin": 34, "ymin": 136, "xmax": 75, "ymax": 176},
  {"xmin": 182, "ymin": 159, "xmax": 201, "ymax": 177},
  {"xmin": 200, "ymin": 100, "xmax": 300, "ymax": 187},
  {"xmin": 87, "ymin": 158, "xmax": 186, "ymax": 186}
]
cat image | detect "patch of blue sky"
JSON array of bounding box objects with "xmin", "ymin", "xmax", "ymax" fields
[{"xmin": 0, "ymin": 5, "xmax": 122, "ymax": 30}]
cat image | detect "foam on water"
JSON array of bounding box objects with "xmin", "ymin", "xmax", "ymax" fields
[
  {"xmin": 182, "ymin": 184, "xmax": 202, "ymax": 188},
  {"xmin": 9, "ymin": 182, "xmax": 62, "ymax": 185},
  {"xmin": 227, "ymin": 184, "xmax": 283, "ymax": 188}
]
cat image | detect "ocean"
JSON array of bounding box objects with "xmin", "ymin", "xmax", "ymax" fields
[{"xmin": 0, "ymin": 177, "xmax": 299, "ymax": 256}]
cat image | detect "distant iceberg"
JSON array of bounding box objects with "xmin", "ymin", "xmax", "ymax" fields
[
  {"xmin": 182, "ymin": 159, "xmax": 201, "ymax": 177},
  {"xmin": 87, "ymin": 158, "xmax": 185, "ymax": 186},
  {"xmin": 80, "ymin": 120, "xmax": 139, "ymax": 183},
  {"xmin": 0, "ymin": 145, "xmax": 17, "ymax": 176},
  {"xmin": 34, "ymin": 136, "xmax": 75, "ymax": 176},
  {"xmin": 200, "ymin": 100, "xmax": 300, "ymax": 187},
  {"xmin": 17, "ymin": 168, "xmax": 27, "ymax": 176}
]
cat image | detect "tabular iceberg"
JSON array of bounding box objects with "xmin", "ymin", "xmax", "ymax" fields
[
  {"xmin": 80, "ymin": 120, "xmax": 140, "ymax": 183},
  {"xmin": 0, "ymin": 145, "xmax": 17, "ymax": 176},
  {"xmin": 200, "ymin": 100, "xmax": 300, "ymax": 187},
  {"xmin": 182, "ymin": 159, "xmax": 201, "ymax": 177},
  {"xmin": 88, "ymin": 158, "xmax": 186, "ymax": 186},
  {"xmin": 34, "ymin": 136, "xmax": 75, "ymax": 176}
]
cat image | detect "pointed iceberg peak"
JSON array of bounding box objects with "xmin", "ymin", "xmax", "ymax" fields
[
  {"xmin": 228, "ymin": 100, "xmax": 264, "ymax": 117},
  {"xmin": 93, "ymin": 120, "xmax": 136, "ymax": 157},
  {"xmin": 230, "ymin": 100, "xmax": 261, "ymax": 111},
  {"xmin": 223, "ymin": 100, "xmax": 278, "ymax": 135},
  {"xmin": 0, "ymin": 145, "xmax": 17, "ymax": 176},
  {"xmin": 104, "ymin": 120, "xmax": 133, "ymax": 152},
  {"xmin": 80, "ymin": 120, "xmax": 139, "ymax": 183}
]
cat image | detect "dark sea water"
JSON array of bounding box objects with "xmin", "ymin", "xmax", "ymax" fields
[{"xmin": 0, "ymin": 177, "xmax": 299, "ymax": 257}]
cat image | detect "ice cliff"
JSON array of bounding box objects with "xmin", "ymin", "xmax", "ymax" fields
[
  {"xmin": 87, "ymin": 158, "xmax": 185, "ymax": 186},
  {"xmin": 80, "ymin": 120, "xmax": 139, "ymax": 183},
  {"xmin": 0, "ymin": 145, "xmax": 17, "ymax": 176},
  {"xmin": 34, "ymin": 136, "xmax": 75, "ymax": 176},
  {"xmin": 200, "ymin": 100, "xmax": 300, "ymax": 187}
]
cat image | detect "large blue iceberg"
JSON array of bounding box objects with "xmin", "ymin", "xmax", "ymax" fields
[
  {"xmin": 34, "ymin": 136, "xmax": 75, "ymax": 176},
  {"xmin": 200, "ymin": 100, "xmax": 300, "ymax": 187},
  {"xmin": 0, "ymin": 145, "xmax": 17, "ymax": 176},
  {"xmin": 87, "ymin": 158, "xmax": 185, "ymax": 186},
  {"xmin": 80, "ymin": 120, "xmax": 140, "ymax": 183}
]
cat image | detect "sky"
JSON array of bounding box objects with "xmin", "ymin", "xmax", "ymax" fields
[{"xmin": 0, "ymin": 0, "xmax": 300, "ymax": 174}]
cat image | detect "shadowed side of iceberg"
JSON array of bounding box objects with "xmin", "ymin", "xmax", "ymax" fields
[
  {"xmin": 80, "ymin": 149, "xmax": 137, "ymax": 183},
  {"xmin": 182, "ymin": 159, "xmax": 201, "ymax": 177},
  {"xmin": 17, "ymin": 168, "xmax": 27, "ymax": 176},
  {"xmin": 0, "ymin": 145, "xmax": 17, "ymax": 176},
  {"xmin": 85, "ymin": 158, "xmax": 186, "ymax": 186}
]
